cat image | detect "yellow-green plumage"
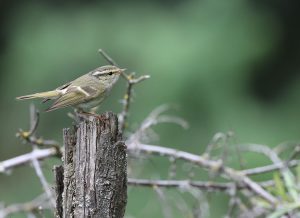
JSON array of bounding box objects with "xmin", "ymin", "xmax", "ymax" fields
[
  {"xmin": 17, "ymin": 90, "xmax": 60, "ymax": 100},
  {"xmin": 16, "ymin": 65, "xmax": 124, "ymax": 112}
]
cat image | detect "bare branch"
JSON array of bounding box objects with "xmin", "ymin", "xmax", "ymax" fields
[
  {"xmin": 28, "ymin": 106, "xmax": 56, "ymax": 208},
  {"xmin": 128, "ymin": 105, "xmax": 188, "ymax": 144},
  {"xmin": 286, "ymin": 145, "xmax": 300, "ymax": 164},
  {"xmin": 0, "ymin": 148, "xmax": 59, "ymax": 173},
  {"xmin": 153, "ymin": 186, "xmax": 173, "ymax": 218},
  {"xmin": 204, "ymin": 132, "xmax": 230, "ymax": 157},
  {"xmin": 97, "ymin": 48, "xmax": 150, "ymax": 134},
  {"xmin": 31, "ymin": 156, "xmax": 55, "ymax": 208},
  {"xmin": 16, "ymin": 105, "xmax": 61, "ymax": 154},
  {"xmin": 98, "ymin": 49, "xmax": 118, "ymax": 66},
  {"xmin": 29, "ymin": 104, "xmax": 40, "ymax": 136},
  {"xmin": 0, "ymin": 194, "xmax": 52, "ymax": 218},
  {"xmin": 128, "ymin": 178, "xmax": 231, "ymax": 191},
  {"xmin": 128, "ymin": 178, "xmax": 274, "ymax": 218},
  {"xmin": 224, "ymin": 183, "xmax": 238, "ymax": 218},
  {"xmin": 242, "ymin": 159, "xmax": 300, "ymax": 176},
  {"xmin": 127, "ymin": 143, "xmax": 278, "ymax": 205},
  {"xmin": 16, "ymin": 128, "xmax": 61, "ymax": 156},
  {"xmin": 242, "ymin": 144, "xmax": 281, "ymax": 163},
  {"xmin": 127, "ymin": 143, "xmax": 218, "ymax": 168},
  {"xmin": 118, "ymin": 73, "xmax": 150, "ymax": 133},
  {"xmin": 242, "ymin": 144, "xmax": 299, "ymax": 202}
]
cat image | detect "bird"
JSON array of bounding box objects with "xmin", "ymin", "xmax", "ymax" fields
[{"xmin": 16, "ymin": 65, "xmax": 125, "ymax": 112}]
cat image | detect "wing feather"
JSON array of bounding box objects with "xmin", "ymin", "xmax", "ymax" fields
[
  {"xmin": 46, "ymin": 92, "xmax": 85, "ymax": 112},
  {"xmin": 45, "ymin": 84, "xmax": 99, "ymax": 112}
]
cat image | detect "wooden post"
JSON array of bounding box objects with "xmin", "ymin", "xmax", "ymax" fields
[{"xmin": 54, "ymin": 112, "xmax": 127, "ymax": 218}]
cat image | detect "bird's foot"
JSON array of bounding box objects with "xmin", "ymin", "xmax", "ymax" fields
[{"xmin": 69, "ymin": 109, "xmax": 105, "ymax": 122}]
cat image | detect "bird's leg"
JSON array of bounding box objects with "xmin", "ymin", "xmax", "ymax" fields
[
  {"xmin": 75, "ymin": 109, "xmax": 92, "ymax": 121},
  {"xmin": 89, "ymin": 106, "xmax": 99, "ymax": 114},
  {"xmin": 68, "ymin": 113, "xmax": 76, "ymax": 121},
  {"xmin": 68, "ymin": 108, "xmax": 90, "ymax": 122},
  {"xmin": 72, "ymin": 107, "xmax": 106, "ymax": 122},
  {"xmin": 68, "ymin": 111, "xmax": 80, "ymax": 122}
]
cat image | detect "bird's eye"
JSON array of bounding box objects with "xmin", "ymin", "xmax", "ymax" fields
[{"xmin": 108, "ymin": 72, "xmax": 113, "ymax": 76}]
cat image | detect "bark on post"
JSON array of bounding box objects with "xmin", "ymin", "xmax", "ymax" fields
[{"xmin": 55, "ymin": 112, "xmax": 127, "ymax": 218}]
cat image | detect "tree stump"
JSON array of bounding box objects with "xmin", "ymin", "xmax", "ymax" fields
[{"xmin": 54, "ymin": 112, "xmax": 127, "ymax": 218}]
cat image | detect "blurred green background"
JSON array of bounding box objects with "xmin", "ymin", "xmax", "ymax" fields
[{"xmin": 1, "ymin": 0, "xmax": 300, "ymax": 217}]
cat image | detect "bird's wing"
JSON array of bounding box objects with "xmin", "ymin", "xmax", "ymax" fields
[
  {"xmin": 41, "ymin": 81, "xmax": 72, "ymax": 103},
  {"xmin": 45, "ymin": 85, "xmax": 98, "ymax": 112},
  {"xmin": 56, "ymin": 81, "xmax": 72, "ymax": 91}
]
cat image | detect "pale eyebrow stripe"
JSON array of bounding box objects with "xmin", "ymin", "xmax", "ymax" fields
[
  {"xmin": 92, "ymin": 71, "xmax": 102, "ymax": 76},
  {"xmin": 92, "ymin": 69, "xmax": 113, "ymax": 76}
]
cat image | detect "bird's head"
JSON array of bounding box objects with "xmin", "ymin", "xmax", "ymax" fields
[{"xmin": 91, "ymin": 65, "xmax": 125, "ymax": 84}]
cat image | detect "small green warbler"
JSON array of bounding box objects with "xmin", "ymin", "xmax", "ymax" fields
[{"xmin": 16, "ymin": 65, "xmax": 125, "ymax": 112}]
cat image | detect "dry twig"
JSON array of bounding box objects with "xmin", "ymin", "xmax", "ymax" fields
[
  {"xmin": 98, "ymin": 48, "xmax": 150, "ymax": 133},
  {"xmin": 28, "ymin": 106, "xmax": 56, "ymax": 207},
  {"xmin": 1, "ymin": 105, "xmax": 58, "ymax": 212},
  {"xmin": 127, "ymin": 142, "xmax": 278, "ymax": 205},
  {"xmin": 0, "ymin": 148, "xmax": 58, "ymax": 173},
  {"xmin": 0, "ymin": 194, "xmax": 51, "ymax": 218}
]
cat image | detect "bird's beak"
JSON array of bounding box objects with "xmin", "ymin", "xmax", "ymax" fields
[{"xmin": 117, "ymin": 68, "xmax": 126, "ymax": 74}]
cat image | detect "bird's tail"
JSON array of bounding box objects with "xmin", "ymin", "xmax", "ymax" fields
[{"xmin": 16, "ymin": 90, "xmax": 59, "ymax": 100}]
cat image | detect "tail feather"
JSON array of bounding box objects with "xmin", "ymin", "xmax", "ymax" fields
[
  {"xmin": 16, "ymin": 90, "xmax": 59, "ymax": 100},
  {"xmin": 16, "ymin": 94, "xmax": 39, "ymax": 100}
]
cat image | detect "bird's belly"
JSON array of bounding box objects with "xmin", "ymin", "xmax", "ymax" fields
[{"xmin": 77, "ymin": 96, "xmax": 105, "ymax": 110}]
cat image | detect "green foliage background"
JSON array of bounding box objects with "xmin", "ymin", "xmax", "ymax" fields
[{"xmin": 0, "ymin": 0, "xmax": 300, "ymax": 217}]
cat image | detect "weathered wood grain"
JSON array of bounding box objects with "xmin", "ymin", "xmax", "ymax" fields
[{"xmin": 55, "ymin": 112, "xmax": 127, "ymax": 218}]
